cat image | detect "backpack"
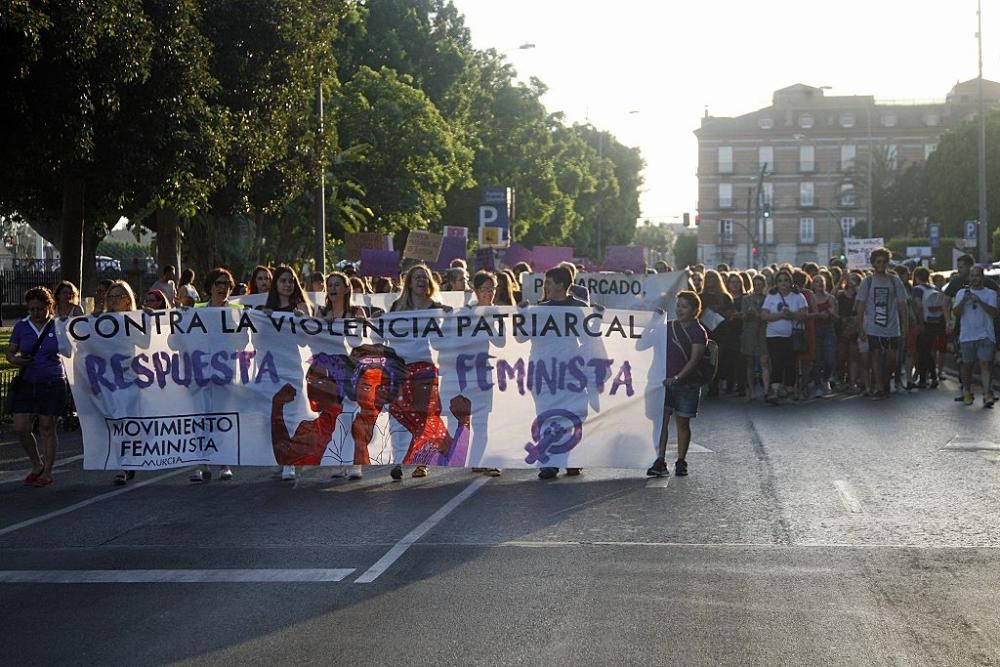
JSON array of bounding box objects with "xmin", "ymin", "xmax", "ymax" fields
[{"xmin": 671, "ymin": 320, "xmax": 719, "ymax": 385}]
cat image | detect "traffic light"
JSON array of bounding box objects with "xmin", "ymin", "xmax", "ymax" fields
[
  {"xmin": 752, "ymin": 246, "xmax": 758, "ymax": 255},
  {"xmin": 683, "ymin": 212, "xmax": 690, "ymax": 227},
  {"xmin": 762, "ymin": 202, "xmax": 771, "ymax": 219}
]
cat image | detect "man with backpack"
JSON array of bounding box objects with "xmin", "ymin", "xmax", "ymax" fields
[{"xmin": 648, "ymin": 290, "xmax": 709, "ymax": 478}]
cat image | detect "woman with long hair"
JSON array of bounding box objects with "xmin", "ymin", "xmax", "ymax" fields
[
  {"xmin": 263, "ymin": 266, "xmax": 313, "ymax": 316},
  {"xmin": 102, "ymin": 281, "xmax": 139, "ymax": 484},
  {"xmin": 387, "ymin": 264, "xmax": 448, "ymax": 479},
  {"xmin": 248, "ymin": 265, "xmax": 272, "ymax": 295},
  {"xmin": 740, "ymin": 274, "xmax": 770, "ymax": 400},
  {"xmin": 320, "ymin": 271, "xmax": 367, "ymax": 322},
  {"xmin": 53, "ymin": 281, "xmax": 85, "ymax": 319},
  {"xmin": 698, "ymin": 269, "xmax": 734, "ymax": 397},
  {"xmin": 760, "ymin": 269, "xmax": 808, "ymax": 403},
  {"xmin": 494, "ymin": 271, "xmax": 517, "ymax": 306}
]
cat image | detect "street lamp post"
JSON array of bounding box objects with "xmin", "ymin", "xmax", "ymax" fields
[
  {"xmin": 976, "ymin": 0, "xmax": 990, "ymax": 261},
  {"xmin": 818, "ymin": 206, "xmax": 847, "ymax": 262}
]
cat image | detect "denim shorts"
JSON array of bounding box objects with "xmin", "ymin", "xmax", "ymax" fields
[
  {"xmin": 665, "ymin": 383, "xmax": 702, "ymax": 419},
  {"xmin": 960, "ymin": 338, "xmax": 995, "ymax": 364}
]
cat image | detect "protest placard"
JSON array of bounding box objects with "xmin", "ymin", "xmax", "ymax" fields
[
  {"xmin": 845, "ymin": 237, "xmax": 884, "ymax": 270},
  {"xmin": 345, "ymin": 232, "xmax": 392, "ymax": 260},
  {"xmin": 360, "ymin": 249, "xmax": 401, "ymax": 277},
  {"xmin": 403, "ymin": 230, "xmax": 444, "ymax": 262},
  {"xmin": 519, "ymin": 271, "xmax": 688, "ymax": 315},
  {"xmin": 602, "ymin": 246, "xmax": 645, "ymax": 273}
]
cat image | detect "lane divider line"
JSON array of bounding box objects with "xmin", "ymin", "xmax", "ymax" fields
[
  {"xmin": 0, "ymin": 568, "xmax": 355, "ymax": 584},
  {"xmin": 354, "ymin": 476, "xmax": 491, "ymax": 584},
  {"xmin": 833, "ymin": 480, "xmax": 864, "ymax": 514},
  {"xmin": 0, "ymin": 467, "xmax": 190, "ymax": 537}
]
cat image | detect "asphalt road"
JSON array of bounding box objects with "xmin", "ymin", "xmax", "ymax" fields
[{"xmin": 1, "ymin": 379, "xmax": 999, "ymax": 666}]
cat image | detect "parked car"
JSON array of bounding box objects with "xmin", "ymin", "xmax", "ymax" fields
[{"xmin": 96, "ymin": 256, "xmax": 122, "ymax": 272}]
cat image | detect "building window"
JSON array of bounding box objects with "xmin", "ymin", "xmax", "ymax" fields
[
  {"xmin": 925, "ymin": 143, "xmax": 937, "ymax": 159},
  {"xmin": 839, "ymin": 113, "xmax": 856, "ymax": 128},
  {"xmin": 718, "ymin": 146, "xmax": 733, "ymax": 174},
  {"xmin": 759, "ymin": 116, "xmax": 774, "ymax": 129},
  {"xmin": 799, "ymin": 217, "xmax": 815, "ymax": 243},
  {"xmin": 798, "ymin": 113, "xmax": 814, "ymax": 129},
  {"xmin": 719, "ymin": 183, "xmax": 733, "ymax": 208},
  {"xmin": 762, "ymin": 182, "xmax": 774, "ymax": 207},
  {"xmin": 762, "ymin": 218, "xmax": 774, "ymax": 244},
  {"xmin": 800, "ymin": 145, "xmax": 815, "ymax": 172},
  {"xmin": 887, "ymin": 144, "xmax": 898, "ymax": 171},
  {"xmin": 799, "ymin": 182, "xmax": 815, "ymax": 207},
  {"xmin": 882, "ymin": 113, "xmax": 897, "ymax": 127},
  {"xmin": 759, "ymin": 146, "xmax": 774, "ymax": 173},
  {"xmin": 924, "ymin": 112, "xmax": 940, "ymax": 126},
  {"xmin": 840, "ymin": 183, "xmax": 856, "ymax": 207},
  {"xmin": 719, "ymin": 219, "xmax": 734, "ymax": 243},
  {"xmin": 841, "ymin": 144, "xmax": 856, "ymax": 170},
  {"xmin": 840, "ymin": 217, "xmax": 856, "ymax": 239}
]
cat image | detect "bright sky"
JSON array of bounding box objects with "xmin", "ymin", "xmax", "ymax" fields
[{"xmin": 454, "ymin": 0, "xmax": 998, "ymax": 225}]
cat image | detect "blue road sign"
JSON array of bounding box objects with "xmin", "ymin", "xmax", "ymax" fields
[
  {"xmin": 965, "ymin": 220, "xmax": 978, "ymax": 240},
  {"xmin": 929, "ymin": 223, "xmax": 940, "ymax": 249}
]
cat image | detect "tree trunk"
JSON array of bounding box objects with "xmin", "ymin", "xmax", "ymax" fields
[
  {"xmin": 156, "ymin": 208, "xmax": 182, "ymax": 275},
  {"xmin": 81, "ymin": 223, "xmax": 102, "ymax": 297},
  {"xmin": 60, "ymin": 173, "xmax": 86, "ymax": 290}
]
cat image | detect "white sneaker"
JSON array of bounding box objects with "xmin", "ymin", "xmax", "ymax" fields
[
  {"xmin": 220, "ymin": 467, "xmax": 233, "ymax": 481},
  {"xmin": 189, "ymin": 469, "xmax": 205, "ymax": 483},
  {"xmin": 348, "ymin": 465, "xmax": 363, "ymax": 480},
  {"xmin": 281, "ymin": 465, "xmax": 296, "ymax": 481}
]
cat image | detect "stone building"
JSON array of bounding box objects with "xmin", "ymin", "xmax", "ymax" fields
[{"xmin": 694, "ymin": 78, "xmax": 1000, "ymax": 267}]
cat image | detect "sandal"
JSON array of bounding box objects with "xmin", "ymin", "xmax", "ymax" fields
[
  {"xmin": 24, "ymin": 471, "xmax": 41, "ymax": 485},
  {"xmin": 412, "ymin": 465, "xmax": 429, "ymax": 478},
  {"xmin": 33, "ymin": 476, "xmax": 53, "ymax": 488}
]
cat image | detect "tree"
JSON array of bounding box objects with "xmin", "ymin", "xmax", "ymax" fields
[
  {"xmin": 0, "ymin": 0, "xmax": 156, "ymax": 288},
  {"xmin": 333, "ymin": 65, "xmax": 473, "ymax": 233},
  {"xmin": 632, "ymin": 219, "xmax": 675, "ymax": 257},
  {"xmin": 925, "ymin": 110, "xmax": 1000, "ymax": 241},
  {"xmin": 674, "ymin": 234, "xmax": 698, "ymax": 269}
]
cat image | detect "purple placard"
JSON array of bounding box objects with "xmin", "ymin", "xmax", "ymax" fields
[
  {"xmin": 474, "ymin": 248, "xmax": 496, "ymax": 271},
  {"xmin": 429, "ymin": 236, "xmax": 467, "ymax": 272},
  {"xmin": 500, "ymin": 242, "xmax": 533, "ymax": 269},
  {"xmin": 360, "ymin": 249, "xmax": 401, "ymax": 277},
  {"xmin": 602, "ymin": 245, "xmax": 645, "ymax": 272},
  {"xmin": 531, "ymin": 246, "xmax": 574, "ymax": 271}
]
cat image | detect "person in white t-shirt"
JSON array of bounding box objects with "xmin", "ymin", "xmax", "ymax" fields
[
  {"xmin": 760, "ymin": 269, "xmax": 808, "ymax": 403},
  {"xmin": 953, "ymin": 265, "xmax": 998, "ymax": 407}
]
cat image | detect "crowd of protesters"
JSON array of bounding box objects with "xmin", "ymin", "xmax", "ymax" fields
[{"xmin": 6, "ymin": 247, "xmax": 996, "ymax": 489}]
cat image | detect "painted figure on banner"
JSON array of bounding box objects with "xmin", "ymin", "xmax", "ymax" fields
[
  {"xmin": 348, "ymin": 345, "xmax": 405, "ymax": 465},
  {"xmin": 388, "ymin": 361, "xmax": 472, "ymax": 466},
  {"xmin": 270, "ymin": 353, "xmax": 353, "ymax": 466}
]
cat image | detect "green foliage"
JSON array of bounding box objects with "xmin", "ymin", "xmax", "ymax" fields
[
  {"xmin": 674, "ymin": 234, "xmax": 698, "ymax": 269},
  {"xmin": 925, "ymin": 110, "xmax": 1000, "ymax": 241},
  {"xmin": 632, "ymin": 220, "xmax": 675, "ymax": 255},
  {"xmin": 96, "ymin": 239, "xmax": 153, "ymax": 264},
  {"xmin": 334, "ymin": 65, "xmax": 473, "ymax": 232}
]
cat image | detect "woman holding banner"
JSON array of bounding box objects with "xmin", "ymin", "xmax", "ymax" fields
[
  {"xmin": 7, "ymin": 287, "xmax": 64, "ymax": 487},
  {"xmin": 189, "ymin": 268, "xmax": 238, "ymax": 483},
  {"xmin": 388, "ymin": 263, "xmax": 449, "ymax": 480},
  {"xmin": 263, "ymin": 266, "xmax": 312, "ymax": 318}
]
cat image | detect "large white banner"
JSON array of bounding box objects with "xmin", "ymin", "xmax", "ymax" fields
[
  {"xmin": 59, "ymin": 307, "xmax": 668, "ymax": 472},
  {"xmin": 519, "ymin": 272, "xmax": 688, "ymax": 315},
  {"xmin": 232, "ymin": 291, "xmax": 470, "ymax": 312}
]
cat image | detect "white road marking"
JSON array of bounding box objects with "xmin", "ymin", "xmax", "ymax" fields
[
  {"xmin": 942, "ymin": 436, "xmax": 1000, "ymax": 451},
  {"xmin": 0, "ymin": 467, "xmax": 189, "ymax": 537},
  {"xmin": 0, "ymin": 568, "xmax": 355, "ymax": 584},
  {"xmin": 662, "ymin": 442, "xmax": 714, "ymax": 453},
  {"xmin": 833, "ymin": 480, "xmax": 864, "ymax": 514},
  {"xmin": 0, "ymin": 455, "xmax": 84, "ymax": 485},
  {"xmin": 645, "ymin": 475, "xmax": 671, "ymax": 489},
  {"xmin": 354, "ymin": 476, "xmax": 491, "ymax": 583}
]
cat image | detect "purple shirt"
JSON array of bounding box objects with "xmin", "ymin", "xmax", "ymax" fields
[
  {"xmin": 11, "ymin": 318, "xmax": 64, "ymax": 383},
  {"xmin": 667, "ymin": 319, "xmax": 708, "ymax": 380}
]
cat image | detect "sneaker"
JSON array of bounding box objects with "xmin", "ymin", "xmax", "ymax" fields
[
  {"xmin": 955, "ymin": 394, "xmax": 967, "ymax": 402},
  {"xmin": 390, "ymin": 465, "xmax": 403, "ymax": 480},
  {"xmin": 646, "ymin": 458, "xmax": 668, "ymax": 477},
  {"xmin": 281, "ymin": 465, "xmax": 296, "ymax": 481},
  {"xmin": 348, "ymin": 465, "xmax": 363, "ymax": 480},
  {"xmin": 674, "ymin": 460, "xmax": 689, "ymax": 477},
  {"xmin": 220, "ymin": 467, "xmax": 233, "ymax": 481},
  {"xmin": 985, "ymin": 393, "xmax": 997, "ymax": 408},
  {"xmin": 963, "ymin": 391, "xmax": 975, "ymax": 406},
  {"xmin": 485, "ymin": 468, "xmax": 502, "ymax": 477},
  {"xmin": 189, "ymin": 469, "xmax": 205, "ymax": 483},
  {"xmin": 565, "ymin": 468, "xmax": 582, "ymax": 477},
  {"xmin": 929, "ymin": 379, "xmax": 939, "ymax": 389},
  {"xmin": 538, "ymin": 467, "xmax": 558, "ymax": 480},
  {"xmin": 412, "ymin": 465, "xmax": 429, "ymax": 478}
]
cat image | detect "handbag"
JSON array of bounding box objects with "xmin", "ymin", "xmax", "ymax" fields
[
  {"xmin": 5, "ymin": 319, "xmax": 54, "ymax": 413},
  {"xmin": 780, "ymin": 293, "xmax": 808, "ymax": 352}
]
